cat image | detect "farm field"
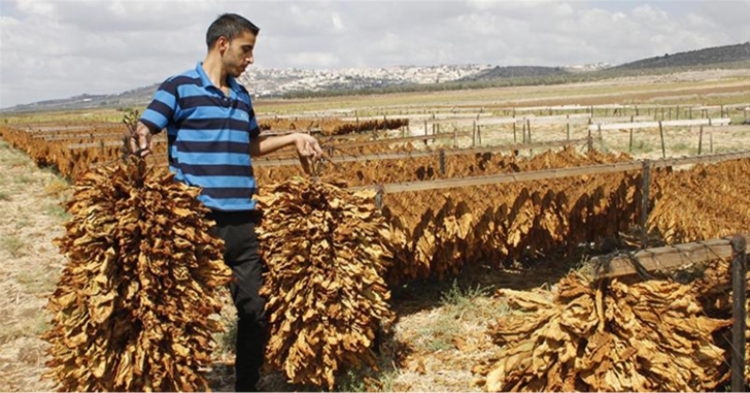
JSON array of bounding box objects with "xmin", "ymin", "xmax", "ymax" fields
[{"xmin": 0, "ymin": 68, "xmax": 749, "ymax": 392}]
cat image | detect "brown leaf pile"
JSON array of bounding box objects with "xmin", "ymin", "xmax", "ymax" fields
[
  {"xmin": 474, "ymin": 274, "xmax": 731, "ymax": 392},
  {"xmin": 255, "ymin": 178, "xmax": 396, "ymax": 389},
  {"xmin": 691, "ymin": 258, "xmax": 750, "ymax": 386},
  {"xmin": 258, "ymin": 117, "xmax": 408, "ymax": 136},
  {"xmin": 0, "ymin": 125, "xmax": 168, "ymax": 180},
  {"xmin": 42, "ymin": 157, "xmax": 232, "ymax": 392},
  {"xmin": 383, "ymin": 170, "xmax": 640, "ymax": 284},
  {"xmin": 648, "ymin": 159, "xmax": 750, "ymax": 244}
]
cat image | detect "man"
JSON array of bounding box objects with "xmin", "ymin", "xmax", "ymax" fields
[{"xmin": 130, "ymin": 13, "xmax": 323, "ymax": 392}]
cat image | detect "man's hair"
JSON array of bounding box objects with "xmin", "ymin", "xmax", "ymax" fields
[{"xmin": 206, "ymin": 13, "xmax": 260, "ymax": 49}]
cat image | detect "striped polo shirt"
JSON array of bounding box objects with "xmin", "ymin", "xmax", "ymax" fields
[{"xmin": 139, "ymin": 62, "xmax": 260, "ymax": 211}]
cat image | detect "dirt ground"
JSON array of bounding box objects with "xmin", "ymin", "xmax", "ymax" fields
[
  {"xmin": 1, "ymin": 69, "xmax": 749, "ymax": 392},
  {"xmin": 0, "ymin": 138, "xmax": 66, "ymax": 391}
]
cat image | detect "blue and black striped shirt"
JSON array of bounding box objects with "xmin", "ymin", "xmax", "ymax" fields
[{"xmin": 140, "ymin": 62, "xmax": 261, "ymax": 211}]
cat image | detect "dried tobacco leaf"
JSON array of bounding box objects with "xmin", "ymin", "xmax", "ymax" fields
[
  {"xmin": 691, "ymin": 258, "xmax": 750, "ymax": 386},
  {"xmin": 475, "ymin": 274, "xmax": 731, "ymax": 392},
  {"xmin": 42, "ymin": 157, "xmax": 232, "ymax": 392},
  {"xmin": 255, "ymin": 178, "xmax": 395, "ymax": 389}
]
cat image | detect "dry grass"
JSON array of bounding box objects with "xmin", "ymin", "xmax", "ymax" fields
[{"xmin": 0, "ymin": 136, "xmax": 66, "ymax": 392}]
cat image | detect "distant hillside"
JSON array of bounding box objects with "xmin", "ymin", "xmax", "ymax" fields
[
  {"xmin": 613, "ymin": 42, "xmax": 750, "ymax": 70},
  {"xmin": 2, "ymin": 84, "xmax": 158, "ymax": 114},
  {"xmin": 459, "ymin": 66, "xmax": 569, "ymax": 82},
  {"xmin": 4, "ymin": 42, "xmax": 750, "ymax": 113}
]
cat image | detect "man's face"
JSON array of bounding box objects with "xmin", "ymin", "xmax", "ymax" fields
[{"xmin": 222, "ymin": 30, "xmax": 256, "ymax": 77}]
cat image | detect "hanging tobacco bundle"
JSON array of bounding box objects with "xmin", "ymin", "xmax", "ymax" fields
[
  {"xmin": 255, "ymin": 178, "xmax": 395, "ymax": 389},
  {"xmin": 42, "ymin": 113, "xmax": 232, "ymax": 392},
  {"xmin": 691, "ymin": 257, "xmax": 750, "ymax": 386},
  {"xmin": 474, "ymin": 274, "xmax": 731, "ymax": 392}
]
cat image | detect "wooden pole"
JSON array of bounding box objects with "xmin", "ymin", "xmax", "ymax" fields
[
  {"xmin": 597, "ymin": 124, "xmax": 603, "ymax": 149},
  {"xmin": 438, "ymin": 149, "xmax": 446, "ymax": 176},
  {"xmin": 526, "ymin": 119, "xmax": 532, "ymax": 143},
  {"xmin": 513, "ymin": 122, "xmax": 517, "ymax": 143},
  {"xmin": 729, "ymin": 234, "xmax": 747, "ymax": 393},
  {"xmin": 698, "ymin": 126, "xmax": 703, "ymax": 155},
  {"xmin": 566, "ymin": 116, "xmax": 571, "ymax": 141},
  {"xmin": 659, "ymin": 121, "xmax": 666, "ymax": 158},
  {"xmin": 710, "ymin": 131, "xmax": 713, "ymax": 154},
  {"xmin": 477, "ymin": 125, "xmax": 482, "ymax": 145},
  {"xmin": 640, "ymin": 160, "xmax": 652, "ymax": 248},
  {"xmin": 472, "ymin": 121, "xmax": 476, "ymax": 148},
  {"xmin": 453, "ymin": 126, "xmax": 458, "ymax": 149},
  {"xmin": 629, "ymin": 128, "xmax": 634, "ymax": 153}
]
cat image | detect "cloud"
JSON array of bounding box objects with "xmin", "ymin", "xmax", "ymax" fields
[{"xmin": 1, "ymin": 0, "xmax": 749, "ymax": 108}]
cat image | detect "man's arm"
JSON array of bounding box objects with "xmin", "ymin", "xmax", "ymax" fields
[
  {"xmin": 250, "ymin": 132, "xmax": 323, "ymax": 158},
  {"xmin": 250, "ymin": 133, "xmax": 324, "ymax": 174}
]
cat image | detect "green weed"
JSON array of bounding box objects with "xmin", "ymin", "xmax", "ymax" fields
[
  {"xmin": 43, "ymin": 203, "xmax": 70, "ymax": 221},
  {"xmin": 1, "ymin": 235, "xmax": 26, "ymax": 257}
]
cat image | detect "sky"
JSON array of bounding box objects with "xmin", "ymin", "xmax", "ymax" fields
[{"xmin": 1, "ymin": 0, "xmax": 749, "ymax": 108}]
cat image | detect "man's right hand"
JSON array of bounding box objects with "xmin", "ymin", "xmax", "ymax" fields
[{"xmin": 128, "ymin": 122, "xmax": 154, "ymax": 157}]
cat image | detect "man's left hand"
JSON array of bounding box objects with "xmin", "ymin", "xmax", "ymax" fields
[{"xmin": 295, "ymin": 133, "xmax": 324, "ymax": 174}]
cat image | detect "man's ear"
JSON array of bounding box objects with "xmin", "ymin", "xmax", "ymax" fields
[{"xmin": 216, "ymin": 36, "xmax": 229, "ymax": 54}]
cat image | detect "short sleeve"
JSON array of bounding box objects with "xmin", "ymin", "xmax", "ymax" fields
[
  {"xmin": 248, "ymin": 108, "xmax": 260, "ymax": 138},
  {"xmin": 139, "ymin": 78, "xmax": 179, "ymax": 134}
]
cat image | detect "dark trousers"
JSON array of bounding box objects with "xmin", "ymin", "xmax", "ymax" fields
[{"xmin": 208, "ymin": 210, "xmax": 267, "ymax": 392}]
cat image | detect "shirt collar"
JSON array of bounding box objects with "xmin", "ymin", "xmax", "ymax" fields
[{"xmin": 195, "ymin": 61, "xmax": 243, "ymax": 95}]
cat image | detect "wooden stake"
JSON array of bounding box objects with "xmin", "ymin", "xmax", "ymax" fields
[
  {"xmin": 526, "ymin": 119, "xmax": 532, "ymax": 143},
  {"xmin": 729, "ymin": 235, "xmax": 747, "ymax": 392},
  {"xmin": 629, "ymin": 128, "xmax": 634, "ymax": 153},
  {"xmin": 472, "ymin": 121, "xmax": 476, "ymax": 148},
  {"xmin": 659, "ymin": 121, "xmax": 666, "ymax": 158},
  {"xmin": 698, "ymin": 125, "xmax": 703, "ymax": 155}
]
